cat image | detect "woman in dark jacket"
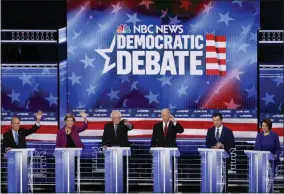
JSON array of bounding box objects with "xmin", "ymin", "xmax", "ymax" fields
[{"xmin": 254, "ymin": 118, "xmax": 281, "ymax": 174}]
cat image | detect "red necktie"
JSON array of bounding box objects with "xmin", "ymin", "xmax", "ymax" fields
[{"xmin": 164, "ymin": 123, "xmax": 168, "ymax": 137}]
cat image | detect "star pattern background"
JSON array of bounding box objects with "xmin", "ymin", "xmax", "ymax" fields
[{"xmin": 66, "ymin": 0, "xmax": 266, "ymax": 116}]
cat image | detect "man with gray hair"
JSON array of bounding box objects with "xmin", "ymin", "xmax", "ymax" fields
[
  {"xmin": 102, "ymin": 110, "xmax": 133, "ymax": 148},
  {"xmin": 151, "ymin": 108, "xmax": 184, "ymax": 147},
  {"xmin": 2, "ymin": 110, "xmax": 43, "ymax": 153}
]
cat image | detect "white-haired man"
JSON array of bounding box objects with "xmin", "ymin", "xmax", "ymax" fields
[
  {"xmin": 151, "ymin": 108, "xmax": 184, "ymax": 147},
  {"xmin": 102, "ymin": 110, "xmax": 133, "ymax": 147}
]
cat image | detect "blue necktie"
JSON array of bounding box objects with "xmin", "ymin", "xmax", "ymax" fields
[
  {"xmin": 216, "ymin": 128, "xmax": 220, "ymax": 142},
  {"xmin": 15, "ymin": 131, "xmax": 19, "ymax": 145}
]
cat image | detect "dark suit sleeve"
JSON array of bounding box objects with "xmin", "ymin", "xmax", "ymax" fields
[
  {"xmin": 24, "ymin": 124, "xmax": 41, "ymax": 136},
  {"xmin": 2, "ymin": 133, "xmax": 10, "ymax": 153},
  {"xmin": 254, "ymin": 133, "xmax": 261, "ymax": 150},
  {"xmin": 102, "ymin": 124, "xmax": 108, "ymax": 146},
  {"xmin": 55, "ymin": 131, "xmax": 61, "ymax": 148},
  {"xmin": 274, "ymin": 134, "xmax": 281, "ymax": 157},
  {"xmin": 151, "ymin": 125, "xmax": 158, "ymax": 147},
  {"xmin": 225, "ymin": 129, "xmax": 235, "ymax": 153},
  {"xmin": 205, "ymin": 129, "xmax": 212, "ymax": 148},
  {"xmin": 173, "ymin": 122, "xmax": 184, "ymax": 133},
  {"xmin": 120, "ymin": 120, "xmax": 133, "ymax": 131}
]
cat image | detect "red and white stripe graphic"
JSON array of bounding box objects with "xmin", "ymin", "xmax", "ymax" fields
[
  {"xmin": 1, "ymin": 118, "xmax": 283, "ymax": 143},
  {"xmin": 206, "ymin": 34, "xmax": 226, "ymax": 76}
]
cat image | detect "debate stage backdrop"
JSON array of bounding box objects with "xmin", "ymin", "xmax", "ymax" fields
[{"xmin": 1, "ymin": 0, "xmax": 283, "ymax": 141}]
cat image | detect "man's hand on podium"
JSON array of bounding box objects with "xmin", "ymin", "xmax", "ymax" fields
[
  {"xmin": 5, "ymin": 147, "xmax": 12, "ymax": 152},
  {"xmin": 216, "ymin": 142, "xmax": 224, "ymax": 149},
  {"xmin": 103, "ymin": 145, "xmax": 107, "ymax": 150}
]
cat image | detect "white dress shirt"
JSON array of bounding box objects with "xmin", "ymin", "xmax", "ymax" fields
[{"xmin": 215, "ymin": 125, "xmax": 223, "ymax": 139}]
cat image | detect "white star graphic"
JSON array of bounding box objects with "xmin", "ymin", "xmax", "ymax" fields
[
  {"xmin": 111, "ymin": 2, "xmax": 122, "ymax": 14},
  {"xmin": 249, "ymin": 32, "xmax": 257, "ymax": 41},
  {"xmin": 237, "ymin": 43, "xmax": 250, "ymax": 52},
  {"xmin": 160, "ymin": 9, "xmax": 168, "ymax": 18},
  {"xmin": 230, "ymin": 68, "xmax": 244, "ymax": 81},
  {"xmin": 45, "ymin": 93, "xmax": 57, "ymax": 107},
  {"xmin": 80, "ymin": 54, "xmax": 95, "ymax": 69},
  {"xmin": 8, "ymin": 90, "xmax": 20, "ymax": 104},
  {"xmin": 68, "ymin": 72, "xmax": 82, "ymax": 86},
  {"xmin": 68, "ymin": 46, "xmax": 77, "ymax": 55},
  {"xmin": 169, "ymin": 16, "xmax": 181, "ymax": 25},
  {"xmin": 107, "ymin": 89, "xmax": 120, "ymax": 100},
  {"xmin": 156, "ymin": 76, "xmax": 173, "ymax": 87},
  {"xmin": 126, "ymin": 13, "xmax": 141, "ymax": 25},
  {"xmin": 240, "ymin": 25, "xmax": 251, "ymax": 36},
  {"xmin": 203, "ymin": 2, "xmax": 213, "ymax": 14},
  {"xmin": 86, "ymin": 84, "xmax": 97, "ymax": 96},
  {"xmin": 19, "ymin": 73, "xmax": 33, "ymax": 86},
  {"xmin": 139, "ymin": 0, "xmax": 154, "ymax": 10},
  {"xmin": 232, "ymin": 0, "xmax": 244, "ymax": 7},
  {"xmin": 218, "ymin": 12, "xmax": 234, "ymax": 26},
  {"xmin": 95, "ymin": 36, "xmax": 116, "ymax": 74},
  {"xmin": 178, "ymin": 85, "xmax": 188, "ymax": 97},
  {"xmin": 33, "ymin": 83, "xmax": 40, "ymax": 93},
  {"xmin": 145, "ymin": 90, "xmax": 159, "ymax": 104},
  {"xmin": 72, "ymin": 30, "xmax": 81, "ymax": 40},
  {"xmin": 224, "ymin": 98, "xmax": 241, "ymax": 109}
]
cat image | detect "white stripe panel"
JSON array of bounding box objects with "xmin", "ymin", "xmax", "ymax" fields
[
  {"xmin": 73, "ymin": 117, "xmax": 259, "ymax": 123},
  {"xmin": 1, "ymin": 129, "xmax": 284, "ymax": 143},
  {"xmin": 206, "ymin": 40, "xmax": 226, "ymax": 48},
  {"xmin": 206, "ymin": 63, "xmax": 219, "ymax": 70},
  {"xmin": 206, "ymin": 52, "xmax": 226, "ymax": 59},
  {"xmin": 1, "ymin": 121, "xmax": 58, "ymax": 125},
  {"xmin": 219, "ymin": 65, "xmax": 226, "ymax": 71}
]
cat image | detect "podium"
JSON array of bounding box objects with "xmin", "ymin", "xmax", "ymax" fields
[
  {"xmin": 198, "ymin": 148, "xmax": 229, "ymax": 193},
  {"xmin": 103, "ymin": 147, "xmax": 131, "ymax": 193},
  {"xmin": 54, "ymin": 148, "xmax": 82, "ymax": 193},
  {"xmin": 244, "ymin": 150, "xmax": 275, "ymax": 193},
  {"xmin": 6, "ymin": 148, "xmax": 35, "ymax": 193},
  {"xmin": 150, "ymin": 147, "xmax": 180, "ymax": 193}
]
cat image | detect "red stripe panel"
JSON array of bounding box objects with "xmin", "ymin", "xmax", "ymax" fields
[
  {"xmin": 215, "ymin": 36, "xmax": 226, "ymax": 42},
  {"xmin": 206, "ymin": 58, "xmax": 218, "ymax": 63},
  {"xmin": 219, "ymin": 71, "xmax": 227, "ymax": 76},
  {"xmin": 218, "ymin": 59, "xmax": 226, "ymax": 65},
  {"xmin": 83, "ymin": 121, "xmax": 258, "ymax": 131},
  {"xmin": 206, "ymin": 34, "xmax": 215, "ymax": 40},
  {"xmin": 206, "ymin": 69, "xmax": 219, "ymax": 75},
  {"xmin": 216, "ymin": 48, "xmax": 226, "ymax": 53},
  {"xmin": 206, "ymin": 47, "xmax": 226, "ymax": 53},
  {"xmin": 206, "ymin": 46, "xmax": 216, "ymax": 52},
  {"xmin": 1, "ymin": 125, "xmax": 58, "ymax": 134}
]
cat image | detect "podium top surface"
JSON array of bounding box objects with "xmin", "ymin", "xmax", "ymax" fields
[
  {"xmin": 106, "ymin": 147, "xmax": 131, "ymax": 151},
  {"xmin": 8, "ymin": 148, "xmax": 35, "ymax": 152},
  {"xmin": 198, "ymin": 148, "xmax": 227, "ymax": 152},
  {"xmin": 54, "ymin": 148, "xmax": 82, "ymax": 151},
  {"xmin": 150, "ymin": 147, "xmax": 179, "ymax": 151},
  {"xmin": 244, "ymin": 150, "xmax": 271, "ymax": 154}
]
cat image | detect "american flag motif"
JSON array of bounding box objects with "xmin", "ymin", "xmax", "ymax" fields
[
  {"xmin": 206, "ymin": 34, "xmax": 226, "ymax": 76},
  {"xmin": 2, "ymin": 0, "xmax": 283, "ymax": 142}
]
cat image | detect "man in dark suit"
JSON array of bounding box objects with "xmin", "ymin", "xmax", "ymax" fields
[
  {"xmin": 205, "ymin": 112, "xmax": 235, "ymax": 193},
  {"xmin": 2, "ymin": 110, "xmax": 43, "ymax": 153},
  {"xmin": 102, "ymin": 110, "xmax": 133, "ymax": 192},
  {"xmin": 102, "ymin": 110, "xmax": 133, "ymax": 147},
  {"xmin": 151, "ymin": 108, "xmax": 184, "ymax": 147}
]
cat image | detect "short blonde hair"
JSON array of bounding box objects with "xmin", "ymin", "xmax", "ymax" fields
[{"xmin": 64, "ymin": 113, "xmax": 75, "ymax": 122}]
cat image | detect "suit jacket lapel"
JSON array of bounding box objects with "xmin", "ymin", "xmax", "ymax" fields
[
  {"xmin": 9, "ymin": 130, "xmax": 18, "ymax": 147},
  {"xmin": 219, "ymin": 127, "xmax": 225, "ymax": 142}
]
